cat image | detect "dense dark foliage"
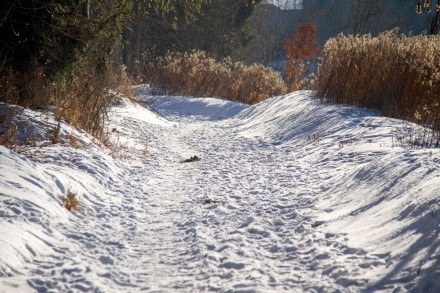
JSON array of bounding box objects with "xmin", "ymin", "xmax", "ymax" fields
[
  {"xmin": 0, "ymin": 0, "xmax": 203, "ymax": 136},
  {"xmin": 121, "ymin": 0, "xmax": 260, "ymax": 77},
  {"xmin": 0, "ymin": 0, "xmax": 131, "ymax": 105}
]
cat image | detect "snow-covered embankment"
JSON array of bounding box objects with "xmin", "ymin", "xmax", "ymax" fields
[{"xmin": 0, "ymin": 90, "xmax": 439, "ymax": 291}]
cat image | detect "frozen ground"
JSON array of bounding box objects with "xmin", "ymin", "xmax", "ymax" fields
[{"xmin": 0, "ymin": 89, "xmax": 439, "ymax": 292}]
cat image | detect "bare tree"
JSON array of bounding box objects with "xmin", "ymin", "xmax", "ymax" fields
[
  {"xmin": 348, "ymin": 0, "xmax": 384, "ymax": 34},
  {"xmin": 417, "ymin": 0, "xmax": 440, "ymax": 34},
  {"xmin": 237, "ymin": 1, "xmax": 300, "ymax": 67}
]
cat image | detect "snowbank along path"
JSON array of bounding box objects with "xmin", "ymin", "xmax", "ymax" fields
[{"xmin": 0, "ymin": 89, "xmax": 439, "ymax": 292}]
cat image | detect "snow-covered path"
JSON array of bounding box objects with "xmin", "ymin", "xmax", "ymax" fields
[
  {"xmin": 98, "ymin": 101, "xmax": 385, "ymax": 291},
  {"xmin": 124, "ymin": 96, "xmax": 392, "ymax": 292},
  {"xmin": 1, "ymin": 90, "xmax": 439, "ymax": 292}
]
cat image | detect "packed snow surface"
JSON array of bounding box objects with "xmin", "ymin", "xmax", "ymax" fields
[{"xmin": 0, "ymin": 89, "xmax": 439, "ymax": 292}]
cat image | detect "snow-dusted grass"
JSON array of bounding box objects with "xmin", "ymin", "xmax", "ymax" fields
[{"xmin": 0, "ymin": 89, "xmax": 439, "ymax": 291}]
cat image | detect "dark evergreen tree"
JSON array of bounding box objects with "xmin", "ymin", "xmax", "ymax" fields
[{"xmin": 0, "ymin": 0, "xmax": 132, "ymax": 105}]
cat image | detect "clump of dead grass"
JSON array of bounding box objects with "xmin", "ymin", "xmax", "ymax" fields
[
  {"xmin": 0, "ymin": 105, "xmax": 39, "ymax": 150},
  {"xmin": 63, "ymin": 191, "xmax": 80, "ymax": 212},
  {"xmin": 0, "ymin": 106, "xmax": 18, "ymax": 149},
  {"xmin": 315, "ymin": 30, "xmax": 440, "ymax": 144},
  {"xmin": 144, "ymin": 51, "xmax": 288, "ymax": 104}
]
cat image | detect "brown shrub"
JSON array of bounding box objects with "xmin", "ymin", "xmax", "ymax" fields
[
  {"xmin": 49, "ymin": 69, "xmax": 112, "ymax": 140},
  {"xmin": 315, "ymin": 30, "xmax": 440, "ymax": 143},
  {"xmin": 144, "ymin": 51, "xmax": 287, "ymax": 104}
]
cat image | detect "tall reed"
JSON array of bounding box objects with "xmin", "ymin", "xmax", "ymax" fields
[{"xmin": 315, "ymin": 30, "xmax": 440, "ymax": 143}]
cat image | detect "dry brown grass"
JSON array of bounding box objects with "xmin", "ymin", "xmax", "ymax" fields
[
  {"xmin": 0, "ymin": 66, "xmax": 19, "ymax": 106},
  {"xmin": 0, "ymin": 56, "xmax": 134, "ymax": 146},
  {"xmin": 144, "ymin": 51, "xmax": 288, "ymax": 104},
  {"xmin": 113, "ymin": 65, "xmax": 134, "ymax": 99},
  {"xmin": 0, "ymin": 105, "xmax": 17, "ymax": 148},
  {"xmin": 0, "ymin": 105, "xmax": 39, "ymax": 150},
  {"xmin": 63, "ymin": 191, "xmax": 80, "ymax": 212},
  {"xmin": 68, "ymin": 135, "xmax": 82, "ymax": 148},
  {"xmin": 315, "ymin": 31, "xmax": 440, "ymax": 144},
  {"xmin": 49, "ymin": 71, "xmax": 112, "ymax": 140}
]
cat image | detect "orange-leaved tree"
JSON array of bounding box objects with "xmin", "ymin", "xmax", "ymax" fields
[{"xmin": 284, "ymin": 20, "xmax": 320, "ymax": 90}]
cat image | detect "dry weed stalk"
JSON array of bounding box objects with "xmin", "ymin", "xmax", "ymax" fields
[
  {"xmin": 0, "ymin": 105, "xmax": 17, "ymax": 148},
  {"xmin": 68, "ymin": 135, "xmax": 81, "ymax": 148},
  {"xmin": 47, "ymin": 64, "xmax": 118, "ymax": 143},
  {"xmin": 0, "ymin": 122, "xmax": 18, "ymax": 149},
  {"xmin": 113, "ymin": 65, "xmax": 134, "ymax": 99}
]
